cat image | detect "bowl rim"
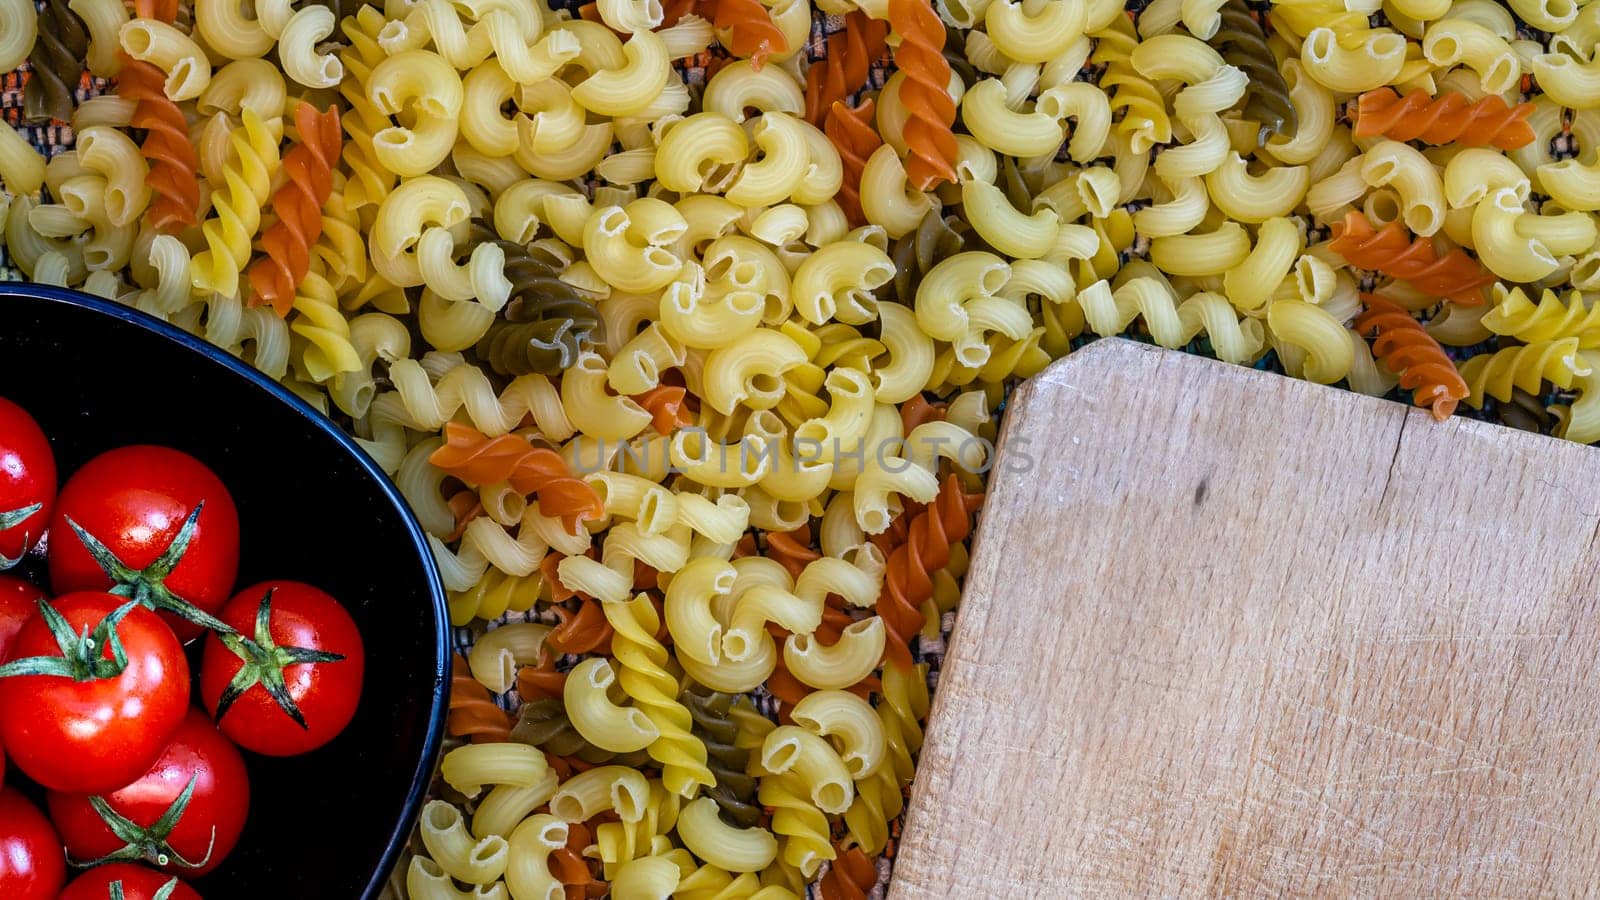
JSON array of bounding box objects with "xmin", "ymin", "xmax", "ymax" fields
[{"xmin": 0, "ymin": 283, "xmax": 450, "ymax": 898}]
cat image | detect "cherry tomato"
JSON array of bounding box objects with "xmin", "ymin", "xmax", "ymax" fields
[
  {"xmin": 200, "ymin": 581, "xmax": 364, "ymax": 756},
  {"xmin": 49, "ymin": 709, "xmax": 249, "ymax": 878},
  {"xmin": 0, "ymin": 788, "xmax": 65, "ymax": 899},
  {"xmin": 0, "ymin": 397, "xmax": 56, "ymax": 567},
  {"xmin": 0, "ymin": 574, "xmax": 46, "ymax": 661},
  {"xmin": 49, "ymin": 446, "xmax": 240, "ymax": 642},
  {"xmin": 0, "ymin": 592, "xmax": 189, "ymax": 794},
  {"xmin": 0, "ymin": 575, "xmax": 30, "ymax": 783},
  {"xmin": 57, "ymin": 863, "xmax": 203, "ymax": 900}
]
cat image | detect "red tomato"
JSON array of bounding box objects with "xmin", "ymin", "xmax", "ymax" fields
[
  {"xmin": 0, "ymin": 574, "xmax": 46, "ymax": 661},
  {"xmin": 48, "ymin": 710, "xmax": 249, "ymax": 878},
  {"xmin": 0, "ymin": 592, "xmax": 189, "ymax": 793},
  {"xmin": 0, "ymin": 788, "xmax": 65, "ymax": 899},
  {"xmin": 57, "ymin": 863, "xmax": 202, "ymax": 900},
  {"xmin": 49, "ymin": 446, "xmax": 240, "ymax": 642},
  {"xmin": 200, "ymin": 581, "xmax": 364, "ymax": 756},
  {"xmin": 0, "ymin": 575, "xmax": 30, "ymax": 782},
  {"xmin": 0, "ymin": 398, "xmax": 56, "ymax": 567}
]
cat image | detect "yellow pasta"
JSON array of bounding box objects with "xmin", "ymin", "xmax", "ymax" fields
[
  {"xmin": 418, "ymin": 801, "xmax": 508, "ymax": 886},
  {"xmin": 1300, "ymin": 27, "xmax": 1408, "ymax": 93},
  {"xmin": 604, "ymin": 594, "xmax": 716, "ymax": 797},
  {"xmin": 119, "ymin": 17, "xmax": 211, "ymax": 100},
  {"xmin": 368, "ymin": 49, "xmax": 463, "ymax": 177},
  {"xmin": 504, "ymin": 814, "xmax": 568, "ymax": 900},
  {"xmin": 1423, "ymin": 17, "xmax": 1522, "ymax": 95},
  {"xmin": 189, "ymin": 111, "xmax": 279, "ymax": 300},
  {"xmin": 1267, "ymin": 299, "xmax": 1355, "ymax": 384}
]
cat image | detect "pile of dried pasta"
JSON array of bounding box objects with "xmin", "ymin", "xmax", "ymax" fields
[{"xmin": 6, "ymin": 0, "xmax": 1600, "ymax": 894}]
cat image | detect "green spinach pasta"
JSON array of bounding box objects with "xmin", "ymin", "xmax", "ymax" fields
[
  {"xmin": 23, "ymin": 0, "xmax": 89, "ymax": 123},
  {"xmin": 470, "ymin": 220, "xmax": 603, "ymax": 376},
  {"xmin": 1211, "ymin": 0, "xmax": 1298, "ymax": 144},
  {"xmin": 681, "ymin": 684, "xmax": 764, "ymax": 831}
]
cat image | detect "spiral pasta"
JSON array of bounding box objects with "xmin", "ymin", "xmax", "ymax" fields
[
  {"xmin": 249, "ymin": 102, "xmax": 343, "ymax": 317},
  {"xmin": 877, "ymin": 474, "xmax": 982, "ymax": 671},
  {"xmin": 448, "ymin": 653, "xmax": 514, "ymax": 743},
  {"xmin": 1458, "ymin": 340, "xmax": 1592, "ymax": 408},
  {"xmin": 115, "ymin": 18, "xmax": 199, "ymax": 234},
  {"xmin": 24, "ymin": 0, "xmax": 89, "ymax": 123},
  {"xmin": 1354, "ymin": 295, "xmax": 1469, "ymax": 422},
  {"xmin": 823, "ymin": 99, "xmax": 881, "ymax": 230},
  {"xmin": 1209, "ymin": 0, "xmax": 1295, "ymax": 144},
  {"xmin": 708, "ymin": 0, "xmax": 788, "ymax": 70},
  {"xmin": 1355, "ymin": 88, "xmax": 1536, "ymax": 151},
  {"xmin": 681, "ymin": 685, "xmax": 763, "ymax": 829},
  {"xmin": 759, "ymin": 772, "xmax": 835, "ymax": 879},
  {"xmin": 471, "ymin": 222, "xmax": 603, "ymax": 376},
  {"xmin": 1328, "ymin": 212, "xmax": 1495, "ymax": 307},
  {"xmin": 291, "ymin": 266, "xmax": 362, "ymax": 383},
  {"xmin": 546, "ymin": 594, "xmax": 616, "ymax": 657},
  {"xmin": 889, "ymin": 0, "xmax": 957, "ymax": 190},
  {"xmin": 429, "ymin": 422, "xmax": 603, "ymax": 532},
  {"xmin": 1482, "ymin": 286, "xmax": 1600, "ymax": 349},
  {"xmin": 804, "ymin": 12, "xmax": 888, "ymax": 127},
  {"xmin": 190, "ymin": 108, "xmax": 280, "ymax": 302},
  {"xmin": 338, "ymin": 7, "xmax": 395, "ymax": 211},
  {"xmin": 1079, "ymin": 268, "xmax": 1265, "ymax": 366},
  {"xmin": 1092, "ymin": 15, "xmax": 1170, "ymax": 158},
  {"xmin": 605, "ymin": 594, "xmax": 715, "ymax": 797}
]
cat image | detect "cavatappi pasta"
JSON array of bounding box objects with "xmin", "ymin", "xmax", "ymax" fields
[{"xmin": 9, "ymin": 0, "xmax": 1600, "ymax": 894}]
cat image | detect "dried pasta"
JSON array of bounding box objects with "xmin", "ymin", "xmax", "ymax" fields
[
  {"xmin": 114, "ymin": 0, "xmax": 198, "ymax": 234},
  {"xmin": 877, "ymin": 475, "xmax": 982, "ymax": 671},
  {"xmin": 18, "ymin": 1, "xmax": 1600, "ymax": 896},
  {"xmin": 1458, "ymin": 340, "xmax": 1592, "ymax": 408},
  {"xmin": 707, "ymin": 0, "xmax": 788, "ymax": 70},
  {"xmin": 1209, "ymin": 0, "xmax": 1296, "ymax": 144},
  {"xmin": 1329, "ymin": 212, "xmax": 1495, "ymax": 306},
  {"xmin": 804, "ymin": 12, "xmax": 888, "ymax": 127},
  {"xmin": 472, "ymin": 222, "xmax": 603, "ymax": 376},
  {"xmin": 681, "ymin": 685, "xmax": 763, "ymax": 829},
  {"xmin": 25, "ymin": 0, "xmax": 89, "ymax": 123},
  {"xmin": 1355, "ymin": 295, "xmax": 1470, "ymax": 421},
  {"xmin": 448, "ymin": 653, "xmax": 514, "ymax": 743},
  {"xmin": 249, "ymin": 102, "xmax": 343, "ymax": 316},
  {"xmin": 1355, "ymin": 88, "xmax": 1536, "ymax": 151},
  {"xmin": 888, "ymin": 0, "xmax": 957, "ymax": 190}
]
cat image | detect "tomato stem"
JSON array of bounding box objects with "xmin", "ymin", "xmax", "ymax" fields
[
  {"xmin": 63, "ymin": 505, "xmax": 238, "ymax": 636},
  {"xmin": 0, "ymin": 502, "xmax": 41, "ymax": 530},
  {"xmin": 81, "ymin": 773, "xmax": 215, "ymax": 871},
  {"xmin": 108, "ymin": 879, "xmax": 180, "ymax": 900},
  {"xmin": 214, "ymin": 587, "xmax": 346, "ymax": 730},
  {"xmin": 0, "ymin": 501, "xmax": 42, "ymax": 570},
  {"xmin": 0, "ymin": 598, "xmax": 137, "ymax": 681}
]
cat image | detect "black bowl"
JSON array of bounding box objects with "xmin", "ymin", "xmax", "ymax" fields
[{"xmin": 0, "ymin": 285, "xmax": 448, "ymax": 898}]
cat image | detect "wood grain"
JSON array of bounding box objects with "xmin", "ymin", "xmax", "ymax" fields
[{"xmin": 892, "ymin": 338, "xmax": 1600, "ymax": 898}]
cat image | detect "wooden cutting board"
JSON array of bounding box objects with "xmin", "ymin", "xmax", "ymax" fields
[{"xmin": 891, "ymin": 338, "xmax": 1600, "ymax": 898}]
